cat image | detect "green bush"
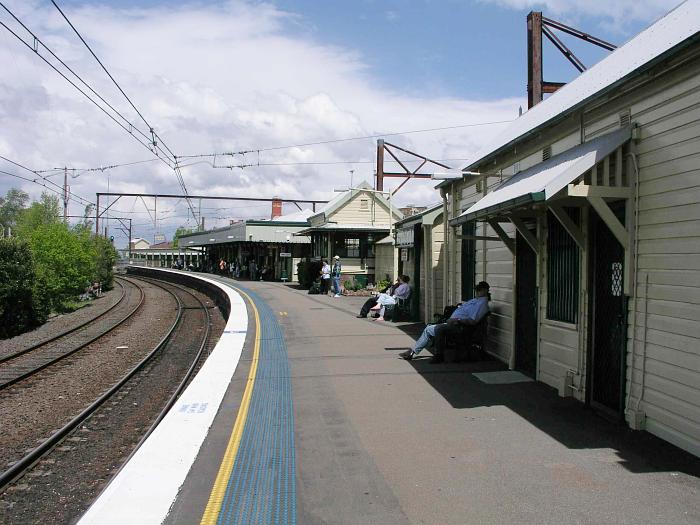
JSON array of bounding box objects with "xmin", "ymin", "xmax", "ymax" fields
[
  {"xmin": 343, "ymin": 279, "xmax": 355, "ymax": 291},
  {"xmin": 29, "ymin": 223, "xmax": 96, "ymax": 311},
  {"xmin": 376, "ymin": 279, "xmax": 390, "ymax": 292},
  {"xmin": 297, "ymin": 259, "xmax": 322, "ymax": 288},
  {"xmin": 91, "ymin": 233, "xmax": 118, "ymax": 291},
  {"xmin": 0, "ymin": 237, "xmax": 40, "ymax": 337}
]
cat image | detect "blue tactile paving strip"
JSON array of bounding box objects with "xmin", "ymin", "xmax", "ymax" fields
[{"xmin": 216, "ymin": 283, "xmax": 296, "ymax": 525}]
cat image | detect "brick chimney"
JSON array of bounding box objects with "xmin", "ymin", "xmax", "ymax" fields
[{"xmin": 271, "ymin": 197, "xmax": 282, "ymax": 219}]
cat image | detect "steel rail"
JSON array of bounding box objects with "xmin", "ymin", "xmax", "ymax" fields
[
  {"xmin": 116, "ymin": 278, "xmax": 213, "ymax": 471},
  {"xmin": 0, "ymin": 277, "xmax": 130, "ymax": 365},
  {"xmin": 0, "ymin": 277, "xmax": 184, "ymax": 491},
  {"xmin": 0, "ymin": 278, "xmax": 146, "ymax": 391}
]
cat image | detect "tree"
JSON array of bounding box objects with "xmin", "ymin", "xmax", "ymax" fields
[
  {"xmin": 29, "ymin": 222, "xmax": 96, "ymax": 311},
  {"xmin": 172, "ymin": 226, "xmax": 194, "ymax": 248},
  {"xmin": 0, "ymin": 237, "xmax": 40, "ymax": 337},
  {"xmin": 16, "ymin": 192, "xmax": 60, "ymax": 238},
  {"xmin": 0, "ymin": 188, "xmax": 29, "ymax": 236},
  {"xmin": 92, "ymin": 234, "xmax": 118, "ymax": 291}
]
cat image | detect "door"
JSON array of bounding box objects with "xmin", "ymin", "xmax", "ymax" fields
[
  {"xmin": 589, "ymin": 209, "xmax": 627, "ymax": 415},
  {"xmin": 412, "ymin": 224, "xmax": 421, "ymax": 320},
  {"xmin": 515, "ymin": 231, "xmax": 538, "ymax": 377}
]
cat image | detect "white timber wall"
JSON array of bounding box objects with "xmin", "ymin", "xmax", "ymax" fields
[
  {"xmin": 627, "ymin": 63, "xmax": 700, "ymax": 456},
  {"xmin": 431, "ymin": 215, "xmax": 445, "ymax": 317},
  {"xmin": 374, "ymin": 243, "xmax": 394, "ymax": 283},
  {"xmin": 331, "ymin": 191, "xmax": 393, "ymax": 225}
]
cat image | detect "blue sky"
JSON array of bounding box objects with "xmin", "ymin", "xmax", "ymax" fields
[{"xmin": 62, "ymin": 0, "xmax": 665, "ymax": 101}]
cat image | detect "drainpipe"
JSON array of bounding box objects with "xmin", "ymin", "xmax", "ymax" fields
[
  {"xmin": 441, "ymin": 187, "xmax": 449, "ymax": 310},
  {"xmin": 626, "ymin": 148, "xmax": 645, "ymax": 428}
]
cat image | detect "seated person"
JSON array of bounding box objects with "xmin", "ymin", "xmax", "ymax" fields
[
  {"xmin": 357, "ymin": 276, "xmax": 410, "ymax": 319},
  {"xmin": 399, "ymin": 281, "xmax": 490, "ymax": 362}
]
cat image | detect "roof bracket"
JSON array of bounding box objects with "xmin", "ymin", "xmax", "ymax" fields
[
  {"xmin": 487, "ymin": 219, "xmax": 515, "ymax": 255},
  {"xmin": 510, "ymin": 216, "xmax": 539, "ymax": 255},
  {"xmin": 587, "ymin": 196, "xmax": 628, "ymax": 250},
  {"xmin": 550, "ymin": 205, "xmax": 585, "ymax": 250}
]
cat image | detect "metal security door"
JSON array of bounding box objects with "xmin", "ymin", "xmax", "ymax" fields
[
  {"xmin": 589, "ymin": 210, "xmax": 627, "ymax": 415},
  {"xmin": 515, "ymin": 231, "xmax": 538, "ymax": 377}
]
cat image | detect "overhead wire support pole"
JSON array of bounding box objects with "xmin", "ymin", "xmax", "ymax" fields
[
  {"xmin": 375, "ymin": 140, "xmax": 452, "ymax": 195},
  {"xmin": 63, "ymin": 166, "xmax": 68, "ymax": 223},
  {"xmin": 541, "ymin": 17, "xmax": 617, "ymax": 51},
  {"xmin": 541, "ymin": 25, "xmax": 586, "ymax": 73},
  {"xmin": 527, "ymin": 11, "xmax": 617, "ymax": 108}
]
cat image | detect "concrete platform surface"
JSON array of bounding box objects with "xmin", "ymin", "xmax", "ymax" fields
[{"xmin": 171, "ymin": 280, "xmax": 700, "ymax": 525}]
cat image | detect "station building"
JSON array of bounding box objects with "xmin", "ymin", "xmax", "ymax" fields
[
  {"xmin": 418, "ymin": 3, "xmax": 700, "ymax": 456},
  {"xmin": 297, "ymin": 181, "xmax": 404, "ymax": 286},
  {"xmin": 128, "ymin": 240, "xmax": 203, "ymax": 268},
  {"xmin": 178, "ymin": 209, "xmax": 313, "ymax": 282}
]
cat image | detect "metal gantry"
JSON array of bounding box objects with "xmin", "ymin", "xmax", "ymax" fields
[
  {"xmin": 527, "ymin": 11, "xmax": 617, "ymax": 108},
  {"xmin": 94, "ymin": 192, "xmax": 329, "ymax": 237}
]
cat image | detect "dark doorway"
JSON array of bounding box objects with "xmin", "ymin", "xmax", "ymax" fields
[
  {"xmin": 515, "ymin": 230, "xmax": 538, "ymax": 377},
  {"xmin": 588, "ymin": 207, "xmax": 627, "ymax": 416},
  {"xmin": 412, "ymin": 224, "xmax": 422, "ymax": 320}
]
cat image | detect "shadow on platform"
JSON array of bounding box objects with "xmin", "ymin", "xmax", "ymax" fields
[{"xmin": 384, "ymin": 321, "xmax": 700, "ymax": 478}]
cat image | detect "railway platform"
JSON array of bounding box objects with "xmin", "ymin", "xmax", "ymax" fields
[{"xmin": 79, "ymin": 270, "xmax": 700, "ymax": 524}]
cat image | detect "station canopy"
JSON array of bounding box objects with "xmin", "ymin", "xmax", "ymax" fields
[{"xmin": 453, "ymin": 127, "xmax": 630, "ymax": 224}]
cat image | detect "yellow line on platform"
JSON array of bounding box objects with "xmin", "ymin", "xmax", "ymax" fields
[{"xmin": 200, "ymin": 287, "xmax": 260, "ymax": 525}]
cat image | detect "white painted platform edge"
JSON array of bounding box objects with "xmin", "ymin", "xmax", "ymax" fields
[{"xmin": 78, "ymin": 270, "xmax": 247, "ymax": 525}]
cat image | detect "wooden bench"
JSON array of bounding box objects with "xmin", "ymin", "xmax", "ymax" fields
[{"xmin": 437, "ymin": 309, "xmax": 490, "ymax": 363}]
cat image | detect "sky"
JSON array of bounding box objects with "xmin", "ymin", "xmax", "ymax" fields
[{"xmin": 0, "ymin": 0, "xmax": 676, "ymax": 245}]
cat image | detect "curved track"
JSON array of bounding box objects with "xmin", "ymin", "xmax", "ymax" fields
[
  {"xmin": 0, "ymin": 276, "xmax": 215, "ymax": 504},
  {"xmin": 0, "ymin": 276, "xmax": 145, "ymax": 390}
]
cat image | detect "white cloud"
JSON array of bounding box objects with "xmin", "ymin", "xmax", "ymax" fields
[
  {"xmin": 0, "ymin": 0, "xmax": 521, "ymax": 242},
  {"xmin": 479, "ymin": 0, "xmax": 675, "ymax": 32}
]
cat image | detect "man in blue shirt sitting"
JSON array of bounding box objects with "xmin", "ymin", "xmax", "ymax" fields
[{"xmin": 399, "ymin": 281, "xmax": 490, "ymax": 363}]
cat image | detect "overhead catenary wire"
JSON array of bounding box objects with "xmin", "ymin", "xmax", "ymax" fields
[
  {"xmin": 0, "ymin": 169, "xmax": 94, "ymax": 206},
  {"xmin": 35, "ymin": 158, "xmax": 161, "ymax": 176},
  {"xmin": 50, "ymin": 1, "xmax": 196, "ymax": 220},
  {"xmin": 177, "ymin": 118, "xmax": 515, "ymax": 159},
  {"xmin": 0, "ymin": 2, "xmax": 197, "ymax": 220},
  {"xmin": 0, "ymin": 7, "xmax": 176, "ymax": 169},
  {"xmin": 0, "ymin": 155, "xmax": 95, "ymax": 206}
]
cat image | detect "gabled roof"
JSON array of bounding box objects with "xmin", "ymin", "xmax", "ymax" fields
[
  {"xmin": 463, "ymin": 0, "xmax": 700, "ymax": 172},
  {"xmin": 308, "ymin": 181, "xmax": 402, "ymax": 223},
  {"xmin": 150, "ymin": 241, "xmax": 173, "ymax": 250}
]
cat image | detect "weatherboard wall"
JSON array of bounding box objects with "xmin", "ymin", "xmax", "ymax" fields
[{"xmin": 623, "ymin": 56, "xmax": 700, "ymax": 456}]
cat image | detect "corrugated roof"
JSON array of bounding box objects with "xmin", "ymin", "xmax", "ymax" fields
[
  {"xmin": 455, "ymin": 127, "xmax": 630, "ymax": 224},
  {"xmin": 463, "ymin": 0, "xmax": 700, "ymax": 171}
]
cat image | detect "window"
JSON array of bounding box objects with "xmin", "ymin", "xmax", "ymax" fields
[
  {"xmin": 345, "ymin": 238, "xmax": 360, "ymax": 257},
  {"xmin": 546, "ymin": 209, "xmax": 580, "ymax": 323},
  {"xmin": 360, "ymin": 199, "xmax": 369, "ymax": 210},
  {"xmin": 334, "ymin": 236, "xmax": 361, "ymax": 258},
  {"xmin": 461, "ymin": 221, "xmax": 476, "ymax": 300}
]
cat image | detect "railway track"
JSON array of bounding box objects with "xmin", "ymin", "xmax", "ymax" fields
[
  {"xmin": 0, "ymin": 276, "xmax": 145, "ymax": 391},
  {"xmin": 0, "ymin": 276, "xmax": 218, "ymax": 521}
]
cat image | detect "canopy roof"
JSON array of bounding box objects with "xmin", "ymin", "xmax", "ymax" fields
[{"xmin": 453, "ymin": 127, "xmax": 630, "ymax": 224}]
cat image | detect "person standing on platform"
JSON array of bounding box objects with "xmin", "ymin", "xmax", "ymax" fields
[
  {"xmin": 249, "ymin": 259, "xmax": 257, "ymax": 281},
  {"xmin": 331, "ymin": 255, "xmax": 342, "ymax": 297},
  {"xmin": 320, "ymin": 259, "xmax": 331, "ymax": 295}
]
